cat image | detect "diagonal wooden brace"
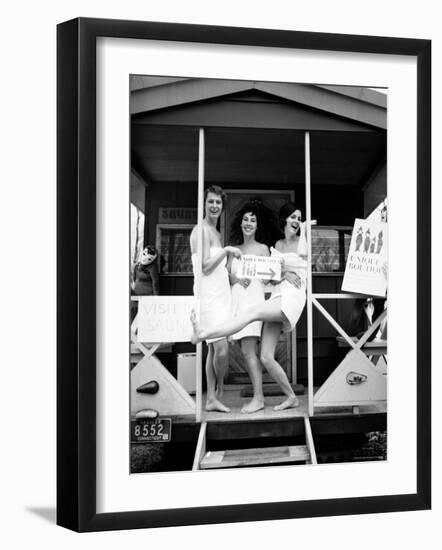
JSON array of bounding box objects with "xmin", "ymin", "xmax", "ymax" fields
[
  {"xmin": 355, "ymin": 310, "xmax": 387, "ymax": 349},
  {"xmin": 130, "ymin": 329, "xmax": 161, "ymax": 360},
  {"xmin": 313, "ymin": 297, "xmax": 387, "ymax": 353},
  {"xmin": 312, "ymin": 297, "xmax": 356, "ymax": 349}
]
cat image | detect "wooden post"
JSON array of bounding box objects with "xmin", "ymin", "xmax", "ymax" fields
[
  {"xmin": 305, "ymin": 131, "xmax": 314, "ymax": 417},
  {"xmin": 195, "ymin": 129, "xmax": 205, "ymax": 422},
  {"xmin": 304, "ymin": 417, "xmax": 318, "ymax": 465},
  {"xmin": 192, "ymin": 421, "xmax": 207, "ymax": 471},
  {"xmin": 291, "ymin": 330, "xmax": 297, "ymax": 384}
]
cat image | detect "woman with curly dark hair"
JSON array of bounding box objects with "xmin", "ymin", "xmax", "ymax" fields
[
  {"xmin": 229, "ymin": 198, "xmax": 280, "ymax": 248},
  {"xmin": 227, "ymin": 200, "xmax": 275, "ymax": 413}
]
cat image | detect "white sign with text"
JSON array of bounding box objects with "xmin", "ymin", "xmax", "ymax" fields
[
  {"xmin": 137, "ymin": 296, "xmax": 196, "ymax": 343},
  {"xmin": 235, "ymin": 255, "xmax": 282, "ymax": 281},
  {"xmin": 342, "ymin": 218, "xmax": 388, "ymax": 297}
]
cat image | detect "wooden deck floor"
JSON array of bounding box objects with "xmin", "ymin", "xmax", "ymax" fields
[
  {"xmin": 203, "ymin": 387, "xmax": 308, "ymax": 422},
  {"xmin": 202, "ymin": 387, "xmax": 386, "ymax": 422}
]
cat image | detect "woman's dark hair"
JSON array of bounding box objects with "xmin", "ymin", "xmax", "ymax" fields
[
  {"xmin": 144, "ymin": 245, "xmax": 158, "ymax": 256},
  {"xmin": 278, "ymin": 202, "xmax": 301, "ymax": 232},
  {"xmin": 204, "ymin": 185, "xmax": 227, "ymax": 211},
  {"xmin": 229, "ymin": 198, "xmax": 279, "ymax": 247},
  {"xmin": 136, "ymin": 245, "xmax": 159, "ymax": 272}
]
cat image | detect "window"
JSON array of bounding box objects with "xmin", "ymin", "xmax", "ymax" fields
[
  {"xmin": 311, "ymin": 226, "xmax": 352, "ymax": 273},
  {"xmin": 156, "ymin": 224, "xmax": 193, "ymax": 275}
]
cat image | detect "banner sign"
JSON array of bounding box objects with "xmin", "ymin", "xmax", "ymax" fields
[
  {"xmin": 342, "ymin": 218, "xmax": 387, "ymax": 297},
  {"xmin": 159, "ymin": 208, "xmax": 197, "ymax": 224},
  {"xmin": 235, "ymin": 255, "xmax": 282, "ymax": 282},
  {"xmin": 137, "ymin": 296, "xmax": 196, "ymax": 343}
]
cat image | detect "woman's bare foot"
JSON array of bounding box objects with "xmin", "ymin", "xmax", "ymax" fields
[
  {"xmin": 205, "ymin": 398, "xmax": 231, "ymax": 413},
  {"xmin": 216, "ymin": 383, "xmax": 224, "ymax": 399},
  {"xmin": 273, "ymin": 395, "xmax": 299, "ymax": 411},
  {"xmin": 190, "ymin": 309, "xmax": 203, "ymax": 344},
  {"xmin": 241, "ymin": 398, "xmax": 265, "ymax": 414}
]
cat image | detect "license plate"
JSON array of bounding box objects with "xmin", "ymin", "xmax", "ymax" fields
[{"xmin": 131, "ymin": 418, "xmax": 172, "ymax": 443}]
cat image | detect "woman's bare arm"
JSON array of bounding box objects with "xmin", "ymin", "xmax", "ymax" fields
[
  {"xmin": 190, "ymin": 225, "xmax": 240, "ymax": 275},
  {"xmin": 227, "ymin": 254, "xmax": 240, "ymax": 285},
  {"xmin": 149, "ymin": 262, "xmax": 160, "ymax": 295},
  {"xmin": 297, "ymin": 220, "xmax": 317, "ymax": 260},
  {"xmin": 283, "ymin": 271, "xmax": 302, "ymax": 288}
]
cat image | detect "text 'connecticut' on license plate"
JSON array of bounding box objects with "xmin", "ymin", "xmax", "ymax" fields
[{"xmin": 131, "ymin": 418, "xmax": 172, "ymax": 443}]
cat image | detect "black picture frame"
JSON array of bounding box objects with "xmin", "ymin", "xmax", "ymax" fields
[{"xmin": 57, "ymin": 17, "xmax": 431, "ymax": 532}]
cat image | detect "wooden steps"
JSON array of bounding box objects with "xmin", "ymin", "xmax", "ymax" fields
[
  {"xmin": 193, "ymin": 417, "xmax": 316, "ymax": 471},
  {"xmin": 199, "ymin": 444, "xmax": 310, "ymax": 469},
  {"xmin": 206, "ymin": 417, "xmax": 306, "ymax": 440}
]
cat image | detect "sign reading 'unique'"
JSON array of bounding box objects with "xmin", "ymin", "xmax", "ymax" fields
[{"xmin": 342, "ymin": 218, "xmax": 387, "ymax": 297}]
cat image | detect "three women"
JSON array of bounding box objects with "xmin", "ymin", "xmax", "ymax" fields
[{"xmin": 192, "ymin": 190, "xmax": 313, "ymax": 412}]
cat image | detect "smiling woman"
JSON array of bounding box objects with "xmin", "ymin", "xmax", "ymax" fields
[
  {"xmin": 205, "ymin": 187, "xmax": 224, "ymax": 221},
  {"xmin": 189, "ymin": 185, "xmax": 242, "ymax": 412},
  {"xmin": 227, "ymin": 200, "xmax": 273, "ymax": 412}
]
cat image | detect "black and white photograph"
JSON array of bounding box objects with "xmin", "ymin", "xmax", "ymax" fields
[{"xmin": 129, "ymin": 75, "xmax": 388, "ymax": 474}]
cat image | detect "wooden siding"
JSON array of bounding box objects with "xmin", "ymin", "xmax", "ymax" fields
[
  {"xmin": 132, "ymin": 125, "xmax": 386, "ymax": 187},
  {"xmin": 134, "ymin": 93, "xmax": 374, "ymax": 131}
]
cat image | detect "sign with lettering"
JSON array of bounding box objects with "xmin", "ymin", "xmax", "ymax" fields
[
  {"xmin": 342, "ymin": 218, "xmax": 387, "ymax": 297},
  {"xmin": 159, "ymin": 208, "xmax": 197, "ymax": 224},
  {"xmin": 235, "ymin": 255, "xmax": 282, "ymax": 282},
  {"xmin": 137, "ymin": 296, "xmax": 196, "ymax": 343}
]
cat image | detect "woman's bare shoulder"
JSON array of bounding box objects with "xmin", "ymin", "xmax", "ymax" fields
[
  {"xmin": 274, "ymin": 239, "xmax": 284, "ymax": 251},
  {"xmin": 190, "ymin": 222, "xmax": 212, "ymax": 239},
  {"xmin": 259, "ymin": 243, "xmax": 270, "ymax": 256},
  {"xmin": 190, "ymin": 223, "xmax": 212, "ymax": 253}
]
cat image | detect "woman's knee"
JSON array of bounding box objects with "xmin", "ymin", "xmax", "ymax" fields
[
  {"xmin": 242, "ymin": 348, "xmax": 258, "ymax": 364},
  {"xmin": 213, "ymin": 340, "xmax": 229, "ymax": 360},
  {"xmin": 260, "ymin": 351, "xmax": 274, "ymax": 368}
]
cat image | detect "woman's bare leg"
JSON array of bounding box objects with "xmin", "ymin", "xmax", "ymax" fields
[
  {"xmin": 191, "ymin": 299, "xmax": 283, "ymax": 343},
  {"xmin": 212, "ymin": 339, "xmax": 229, "ymax": 400},
  {"xmin": 205, "ymin": 344, "xmax": 216, "ymax": 403},
  {"xmin": 260, "ymin": 322, "xmax": 299, "ymax": 411},
  {"xmin": 205, "ymin": 340, "xmax": 230, "ymax": 413},
  {"xmin": 240, "ymin": 337, "xmax": 264, "ymax": 413}
]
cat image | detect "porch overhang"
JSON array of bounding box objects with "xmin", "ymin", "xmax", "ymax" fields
[{"xmin": 131, "ymin": 81, "xmax": 386, "ymax": 189}]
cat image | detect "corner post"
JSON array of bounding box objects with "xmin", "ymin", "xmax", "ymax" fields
[
  {"xmin": 196, "ymin": 128, "xmax": 205, "ymax": 422},
  {"xmin": 305, "ymin": 131, "xmax": 314, "ymax": 417}
]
